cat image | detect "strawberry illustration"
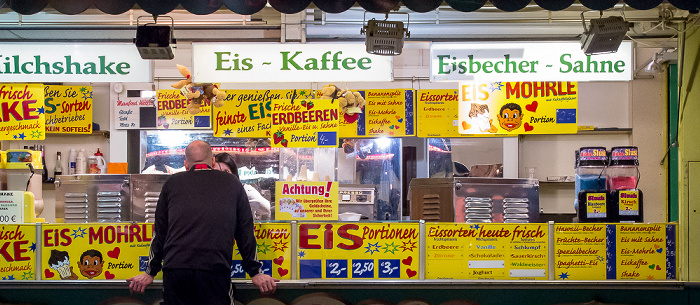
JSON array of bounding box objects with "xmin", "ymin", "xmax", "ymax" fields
[
  {"xmin": 273, "ymin": 131, "xmax": 284, "ymax": 144},
  {"xmin": 306, "ymin": 101, "xmax": 314, "ymax": 110},
  {"xmin": 280, "ymin": 139, "xmax": 288, "ymax": 147}
]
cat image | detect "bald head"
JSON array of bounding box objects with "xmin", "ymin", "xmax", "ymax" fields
[{"xmin": 185, "ymin": 140, "xmax": 213, "ymax": 169}]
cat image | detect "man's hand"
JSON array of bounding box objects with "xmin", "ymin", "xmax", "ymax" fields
[
  {"xmin": 126, "ymin": 273, "xmax": 154, "ymax": 294},
  {"xmin": 251, "ymin": 273, "xmax": 279, "ymax": 295}
]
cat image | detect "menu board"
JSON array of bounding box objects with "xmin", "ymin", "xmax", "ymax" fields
[
  {"xmin": 232, "ymin": 223, "xmax": 293, "ymax": 280},
  {"xmin": 0, "ymin": 84, "xmax": 45, "ymax": 140},
  {"xmin": 270, "ymin": 99, "xmax": 338, "ymax": 148},
  {"xmin": 115, "ymin": 97, "xmax": 156, "ymax": 129},
  {"xmin": 297, "ymin": 222, "xmax": 420, "ymax": 279},
  {"xmin": 215, "ymin": 89, "xmax": 307, "ymax": 138},
  {"xmin": 275, "ymin": 181, "xmax": 339, "ymax": 221},
  {"xmin": 553, "ymin": 223, "xmax": 677, "ymax": 280},
  {"xmin": 458, "ymin": 81, "xmax": 578, "ymax": 135},
  {"xmin": 615, "ymin": 224, "xmax": 676, "ymax": 280},
  {"xmin": 0, "ymin": 225, "xmax": 36, "ymax": 280},
  {"xmin": 156, "ymin": 89, "xmax": 212, "ymax": 130},
  {"xmin": 44, "ymin": 85, "xmax": 93, "ymax": 134},
  {"xmin": 554, "ymin": 224, "xmax": 607, "ymax": 280},
  {"xmin": 425, "ymin": 223, "xmax": 548, "ymax": 280},
  {"xmin": 41, "ymin": 223, "xmax": 155, "ymax": 280}
]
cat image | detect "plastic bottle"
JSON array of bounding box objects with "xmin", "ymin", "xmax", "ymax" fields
[
  {"xmin": 93, "ymin": 148, "xmax": 107, "ymax": 174},
  {"xmin": 76, "ymin": 149, "xmax": 87, "ymax": 174},
  {"xmin": 68, "ymin": 148, "xmax": 77, "ymax": 175}
]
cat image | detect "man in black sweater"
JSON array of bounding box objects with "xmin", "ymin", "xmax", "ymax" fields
[{"xmin": 127, "ymin": 140, "xmax": 278, "ymax": 304}]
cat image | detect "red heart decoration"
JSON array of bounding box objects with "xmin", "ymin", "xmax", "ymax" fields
[
  {"xmin": 524, "ymin": 123, "xmax": 534, "ymax": 132},
  {"xmin": 344, "ymin": 113, "xmax": 359, "ymax": 124},
  {"xmin": 277, "ymin": 268, "xmax": 289, "ymax": 277},
  {"xmin": 402, "ymin": 256, "xmax": 413, "ymax": 266},
  {"xmin": 273, "ymin": 256, "xmax": 284, "ymax": 265},
  {"xmin": 525, "ymin": 101, "xmax": 538, "ymax": 112},
  {"xmin": 656, "ymin": 265, "xmax": 662, "ymax": 270},
  {"xmin": 105, "ymin": 271, "xmax": 115, "ymax": 280},
  {"xmin": 107, "ymin": 247, "xmax": 120, "ymax": 259},
  {"xmin": 406, "ymin": 269, "xmax": 417, "ymax": 278},
  {"xmin": 44, "ymin": 269, "xmax": 55, "ymax": 279}
]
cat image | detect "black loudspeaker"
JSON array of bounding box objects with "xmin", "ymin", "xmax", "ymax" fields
[{"xmin": 134, "ymin": 25, "xmax": 175, "ymax": 60}]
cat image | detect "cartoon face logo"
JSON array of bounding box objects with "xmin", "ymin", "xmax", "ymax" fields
[
  {"xmin": 77, "ymin": 250, "xmax": 104, "ymax": 279},
  {"xmin": 497, "ymin": 103, "xmax": 523, "ymax": 132}
]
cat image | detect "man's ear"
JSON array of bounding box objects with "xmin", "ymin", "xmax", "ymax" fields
[
  {"xmin": 184, "ymin": 160, "xmax": 189, "ymax": 170},
  {"xmin": 212, "ymin": 157, "xmax": 216, "ymax": 166}
]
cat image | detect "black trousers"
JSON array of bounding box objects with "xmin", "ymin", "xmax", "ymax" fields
[{"xmin": 162, "ymin": 268, "xmax": 234, "ymax": 305}]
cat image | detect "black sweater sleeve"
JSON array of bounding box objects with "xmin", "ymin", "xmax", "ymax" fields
[
  {"xmin": 234, "ymin": 185, "xmax": 263, "ymax": 278},
  {"xmin": 145, "ymin": 180, "xmax": 169, "ymax": 277}
]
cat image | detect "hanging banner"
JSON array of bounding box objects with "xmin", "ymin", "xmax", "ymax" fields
[
  {"xmin": 553, "ymin": 224, "xmax": 607, "ymax": 280},
  {"xmin": 156, "ymin": 90, "xmax": 212, "ymax": 130},
  {"xmin": 0, "ymin": 224, "xmax": 36, "ymax": 280},
  {"xmin": 416, "ymin": 89, "xmax": 514, "ymax": 138},
  {"xmin": 41, "ymin": 223, "xmax": 156, "ymax": 280},
  {"xmin": 430, "ymin": 41, "xmax": 633, "ymax": 82},
  {"xmin": 425, "ymin": 223, "xmax": 548, "ymax": 280},
  {"xmin": 0, "ymin": 84, "xmax": 45, "ymax": 140},
  {"xmin": 115, "ymin": 97, "xmax": 157, "ymax": 129},
  {"xmin": 192, "ymin": 43, "xmax": 393, "ymax": 83},
  {"xmin": 215, "ymin": 89, "xmax": 311, "ymax": 138},
  {"xmin": 297, "ymin": 222, "xmax": 420, "ymax": 280},
  {"xmin": 270, "ymin": 99, "xmax": 338, "ymax": 148},
  {"xmin": 458, "ymin": 81, "xmax": 578, "ymax": 135},
  {"xmin": 44, "ymin": 85, "xmax": 93, "ymax": 134},
  {"xmin": 615, "ymin": 224, "xmax": 676, "ymax": 280},
  {"xmin": 275, "ymin": 181, "xmax": 339, "ymax": 221},
  {"xmin": 232, "ymin": 223, "xmax": 293, "ymax": 280}
]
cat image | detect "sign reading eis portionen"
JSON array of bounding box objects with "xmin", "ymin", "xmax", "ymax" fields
[
  {"xmin": 431, "ymin": 41, "xmax": 632, "ymax": 82},
  {"xmin": 192, "ymin": 43, "xmax": 393, "ymax": 83},
  {"xmin": 0, "ymin": 44, "xmax": 152, "ymax": 82}
]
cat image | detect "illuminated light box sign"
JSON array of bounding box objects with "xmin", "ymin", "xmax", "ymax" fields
[
  {"xmin": 44, "ymin": 85, "xmax": 93, "ymax": 134},
  {"xmin": 425, "ymin": 223, "xmax": 548, "ymax": 280},
  {"xmin": 193, "ymin": 43, "xmax": 393, "ymax": 83},
  {"xmin": 297, "ymin": 222, "xmax": 420, "ymax": 280},
  {"xmin": 0, "ymin": 44, "xmax": 151, "ymax": 82},
  {"xmin": 215, "ymin": 89, "xmax": 307, "ymax": 138},
  {"xmin": 232, "ymin": 223, "xmax": 293, "ymax": 280},
  {"xmin": 431, "ymin": 41, "xmax": 632, "ymax": 82},
  {"xmin": 0, "ymin": 84, "xmax": 45, "ymax": 140},
  {"xmin": 458, "ymin": 81, "xmax": 578, "ymax": 135},
  {"xmin": 0, "ymin": 225, "xmax": 36, "ymax": 280},
  {"xmin": 156, "ymin": 90, "xmax": 212, "ymax": 130},
  {"xmin": 553, "ymin": 224, "xmax": 677, "ymax": 280}
]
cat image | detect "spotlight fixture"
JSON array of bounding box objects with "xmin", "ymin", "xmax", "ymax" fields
[
  {"xmin": 361, "ymin": 12, "xmax": 410, "ymax": 56},
  {"xmin": 134, "ymin": 15, "xmax": 176, "ymax": 60},
  {"xmin": 580, "ymin": 14, "xmax": 629, "ymax": 55}
]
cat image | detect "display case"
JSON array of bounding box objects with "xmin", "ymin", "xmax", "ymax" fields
[{"xmin": 54, "ymin": 174, "xmax": 131, "ymax": 223}]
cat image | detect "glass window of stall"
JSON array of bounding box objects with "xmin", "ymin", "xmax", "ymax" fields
[
  {"xmin": 139, "ymin": 131, "xmax": 403, "ymax": 221},
  {"xmin": 428, "ymin": 138, "xmax": 504, "ymax": 178}
]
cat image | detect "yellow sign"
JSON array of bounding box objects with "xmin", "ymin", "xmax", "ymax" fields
[
  {"xmin": 361, "ymin": 89, "xmax": 414, "ymax": 137},
  {"xmin": 44, "ymin": 85, "xmax": 93, "ymax": 134},
  {"xmin": 41, "ymin": 223, "xmax": 155, "ymax": 280},
  {"xmin": 232, "ymin": 223, "xmax": 293, "ymax": 280},
  {"xmin": 619, "ymin": 190, "xmax": 640, "ymax": 216},
  {"xmin": 270, "ymin": 99, "xmax": 338, "ymax": 148},
  {"xmin": 297, "ymin": 222, "xmax": 420, "ymax": 279},
  {"xmin": 0, "ymin": 225, "xmax": 36, "ymax": 280},
  {"xmin": 425, "ymin": 223, "xmax": 548, "ymax": 280},
  {"xmin": 417, "ymin": 89, "xmax": 514, "ymax": 138},
  {"xmin": 0, "ymin": 84, "xmax": 45, "ymax": 140},
  {"xmin": 215, "ymin": 89, "xmax": 308, "ymax": 138},
  {"xmin": 553, "ymin": 224, "xmax": 607, "ymax": 280},
  {"xmin": 458, "ymin": 81, "xmax": 577, "ymax": 135},
  {"xmin": 586, "ymin": 193, "xmax": 607, "ymax": 219},
  {"xmin": 616, "ymin": 224, "xmax": 669, "ymax": 280},
  {"xmin": 156, "ymin": 89, "xmax": 212, "ymax": 130},
  {"xmin": 275, "ymin": 181, "xmax": 338, "ymax": 221}
]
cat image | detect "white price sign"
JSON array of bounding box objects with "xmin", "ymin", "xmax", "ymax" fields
[{"xmin": 0, "ymin": 191, "xmax": 24, "ymax": 224}]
